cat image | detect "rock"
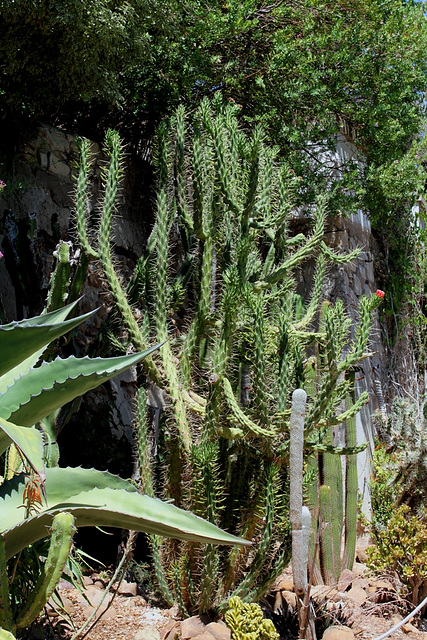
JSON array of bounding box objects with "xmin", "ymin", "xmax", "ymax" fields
[
  {"xmin": 273, "ymin": 591, "xmax": 283, "ymax": 612},
  {"xmin": 77, "ymin": 585, "xmax": 112, "ymax": 607},
  {"xmin": 58, "ymin": 578, "xmax": 74, "ymax": 590},
  {"xmin": 181, "ymin": 616, "xmax": 206, "ymax": 639},
  {"xmin": 402, "ymin": 621, "xmax": 419, "ymax": 634},
  {"xmin": 48, "ymin": 593, "xmax": 76, "ymax": 616},
  {"xmin": 124, "ymin": 595, "xmax": 148, "ymax": 607},
  {"xmin": 281, "ymin": 590, "xmax": 297, "ymax": 609},
  {"xmin": 353, "ymin": 577, "xmax": 369, "ymax": 589},
  {"xmin": 115, "ymin": 579, "xmax": 138, "ymax": 596},
  {"xmin": 93, "ymin": 580, "xmax": 105, "ymax": 590},
  {"xmin": 160, "ymin": 620, "xmax": 181, "ymax": 640},
  {"xmin": 352, "ymin": 562, "xmax": 368, "ymax": 575},
  {"xmin": 345, "ymin": 585, "xmax": 368, "ymax": 607},
  {"xmin": 134, "ymin": 626, "xmax": 161, "ymax": 640},
  {"xmin": 338, "ymin": 569, "xmax": 355, "ymax": 592},
  {"xmin": 82, "ymin": 575, "xmax": 94, "ymax": 586},
  {"xmin": 164, "ymin": 604, "xmax": 180, "ymax": 619},
  {"xmin": 277, "ymin": 576, "xmax": 294, "ymax": 591},
  {"xmin": 81, "ymin": 604, "xmax": 117, "ymax": 621},
  {"xmin": 205, "ymin": 621, "xmax": 231, "ymax": 640},
  {"xmin": 322, "ymin": 625, "xmax": 355, "ymax": 640},
  {"xmin": 356, "ymin": 534, "xmax": 372, "ymax": 563},
  {"xmin": 192, "ymin": 634, "xmax": 216, "ymax": 640},
  {"xmin": 368, "ymin": 579, "xmax": 393, "ymax": 592}
]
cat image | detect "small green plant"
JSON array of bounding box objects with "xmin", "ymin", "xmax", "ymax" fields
[
  {"xmin": 367, "ymin": 505, "xmax": 427, "ymax": 605},
  {"xmin": 225, "ymin": 596, "xmax": 279, "ymax": 640}
]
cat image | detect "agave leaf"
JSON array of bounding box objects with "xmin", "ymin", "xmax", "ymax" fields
[
  {"xmin": 0, "ymin": 418, "xmax": 45, "ymax": 480},
  {"xmin": 4, "ymin": 300, "xmax": 82, "ymax": 329},
  {"xmin": 0, "ymin": 345, "xmax": 161, "ymax": 426},
  {"xmin": 0, "ymin": 468, "xmax": 250, "ymax": 559},
  {"xmin": 0, "ymin": 307, "xmax": 97, "ymax": 386}
]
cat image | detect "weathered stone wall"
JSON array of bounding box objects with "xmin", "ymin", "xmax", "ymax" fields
[{"xmin": 0, "ymin": 124, "xmax": 153, "ymax": 475}]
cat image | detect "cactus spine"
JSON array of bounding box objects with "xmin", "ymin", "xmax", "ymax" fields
[{"xmin": 74, "ymin": 96, "xmax": 380, "ymax": 613}]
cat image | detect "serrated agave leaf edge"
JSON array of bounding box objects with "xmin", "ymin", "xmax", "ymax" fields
[
  {"xmin": 0, "ymin": 307, "xmax": 99, "ymax": 380},
  {"xmin": 0, "ymin": 299, "xmax": 84, "ymax": 330},
  {"xmin": 0, "ymin": 418, "xmax": 45, "ymax": 479},
  {"xmin": 2, "ymin": 496, "xmax": 250, "ymax": 559},
  {"xmin": 0, "ymin": 346, "xmax": 160, "ymax": 423}
]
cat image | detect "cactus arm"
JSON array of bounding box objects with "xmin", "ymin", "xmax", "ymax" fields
[
  {"xmin": 172, "ymin": 560, "xmax": 190, "ymax": 617},
  {"xmin": 135, "ymin": 390, "xmax": 175, "ymax": 605},
  {"xmin": 135, "ymin": 388, "xmax": 154, "ymax": 497},
  {"xmin": 155, "ymin": 184, "xmax": 192, "ymax": 451},
  {"xmin": 231, "ymin": 463, "xmax": 278, "ymax": 601},
  {"xmin": 151, "ymin": 536, "xmax": 175, "ymax": 606},
  {"xmin": 294, "ymin": 255, "xmax": 325, "ymax": 330},
  {"xmin": 342, "ymin": 392, "xmax": 359, "ymax": 572},
  {"xmin": 322, "ymin": 447, "xmax": 343, "ymax": 585},
  {"xmin": 260, "ymin": 200, "xmax": 326, "ymax": 286},
  {"xmin": 252, "ymin": 294, "xmax": 269, "ymax": 425},
  {"xmin": 211, "ymin": 116, "xmax": 239, "ymax": 214},
  {"xmin": 191, "ymin": 443, "xmax": 221, "ymax": 613},
  {"xmin": 289, "ymin": 389, "xmax": 308, "ymax": 620},
  {"xmin": 45, "ymin": 241, "xmax": 72, "ymax": 311},
  {"xmin": 222, "ymin": 378, "xmax": 276, "ymax": 438},
  {"xmin": 95, "ymin": 131, "xmax": 162, "ymax": 385},
  {"xmin": 180, "ymin": 228, "xmax": 213, "ymax": 385},
  {"xmin": 174, "ymin": 105, "xmax": 193, "ymax": 233},
  {"xmin": 15, "ymin": 512, "xmax": 76, "ymax": 629},
  {"xmin": 75, "ymin": 137, "xmax": 98, "ymax": 259},
  {"xmin": 320, "ymin": 241, "xmax": 361, "ymax": 264}
]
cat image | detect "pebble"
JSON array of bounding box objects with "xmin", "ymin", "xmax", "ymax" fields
[
  {"xmin": 134, "ymin": 626, "xmax": 161, "ymax": 640},
  {"xmin": 322, "ymin": 625, "xmax": 355, "ymax": 640}
]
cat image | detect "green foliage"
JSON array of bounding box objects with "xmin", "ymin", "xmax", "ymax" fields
[
  {"xmin": 1, "ymin": 0, "xmax": 426, "ymax": 218},
  {"xmin": 368, "ymin": 399, "xmax": 427, "ymax": 605},
  {"xmin": 75, "ymin": 97, "xmax": 380, "ymax": 613},
  {"xmin": 369, "ymin": 443, "xmax": 400, "ymax": 533},
  {"xmin": 225, "ymin": 596, "xmax": 279, "ymax": 640},
  {"xmin": 366, "ymin": 505, "xmax": 427, "ymax": 605}
]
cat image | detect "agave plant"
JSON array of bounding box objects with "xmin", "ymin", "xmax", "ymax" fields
[{"xmin": 0, "ymin": 300, "xmax": 248, "ymax": 637}]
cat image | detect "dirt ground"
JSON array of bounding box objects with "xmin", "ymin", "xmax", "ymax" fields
[{"xmin": 34, "ymin": 566, "xmax": 427, "ymax": 640}]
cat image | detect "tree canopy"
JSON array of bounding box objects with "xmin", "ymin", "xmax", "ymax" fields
[{"xmin": 1, "ymin": 0, "xmax": 427, "ymax": 219}]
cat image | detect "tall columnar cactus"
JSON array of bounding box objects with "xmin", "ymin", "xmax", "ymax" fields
[
  {"xmin": 74, "ymin": 95, "xmax": 381, "ymax": 613},
  {"xmin": 304, "ymin": 297, "xmax": 382, "ymax": 586}
]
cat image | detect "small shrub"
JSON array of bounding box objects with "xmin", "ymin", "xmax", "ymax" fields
[
  {"xmin": 369, "ymin": 442, "xmax": 401, "ymax": 533},
  {"xmin": 367, "ymin": 505, "xmax": 427, "ymax": 604}
]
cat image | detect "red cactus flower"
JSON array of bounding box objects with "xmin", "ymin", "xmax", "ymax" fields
[{"xmin": 375, "ymin": 289, "xmax": 385, "ymax": 298}]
